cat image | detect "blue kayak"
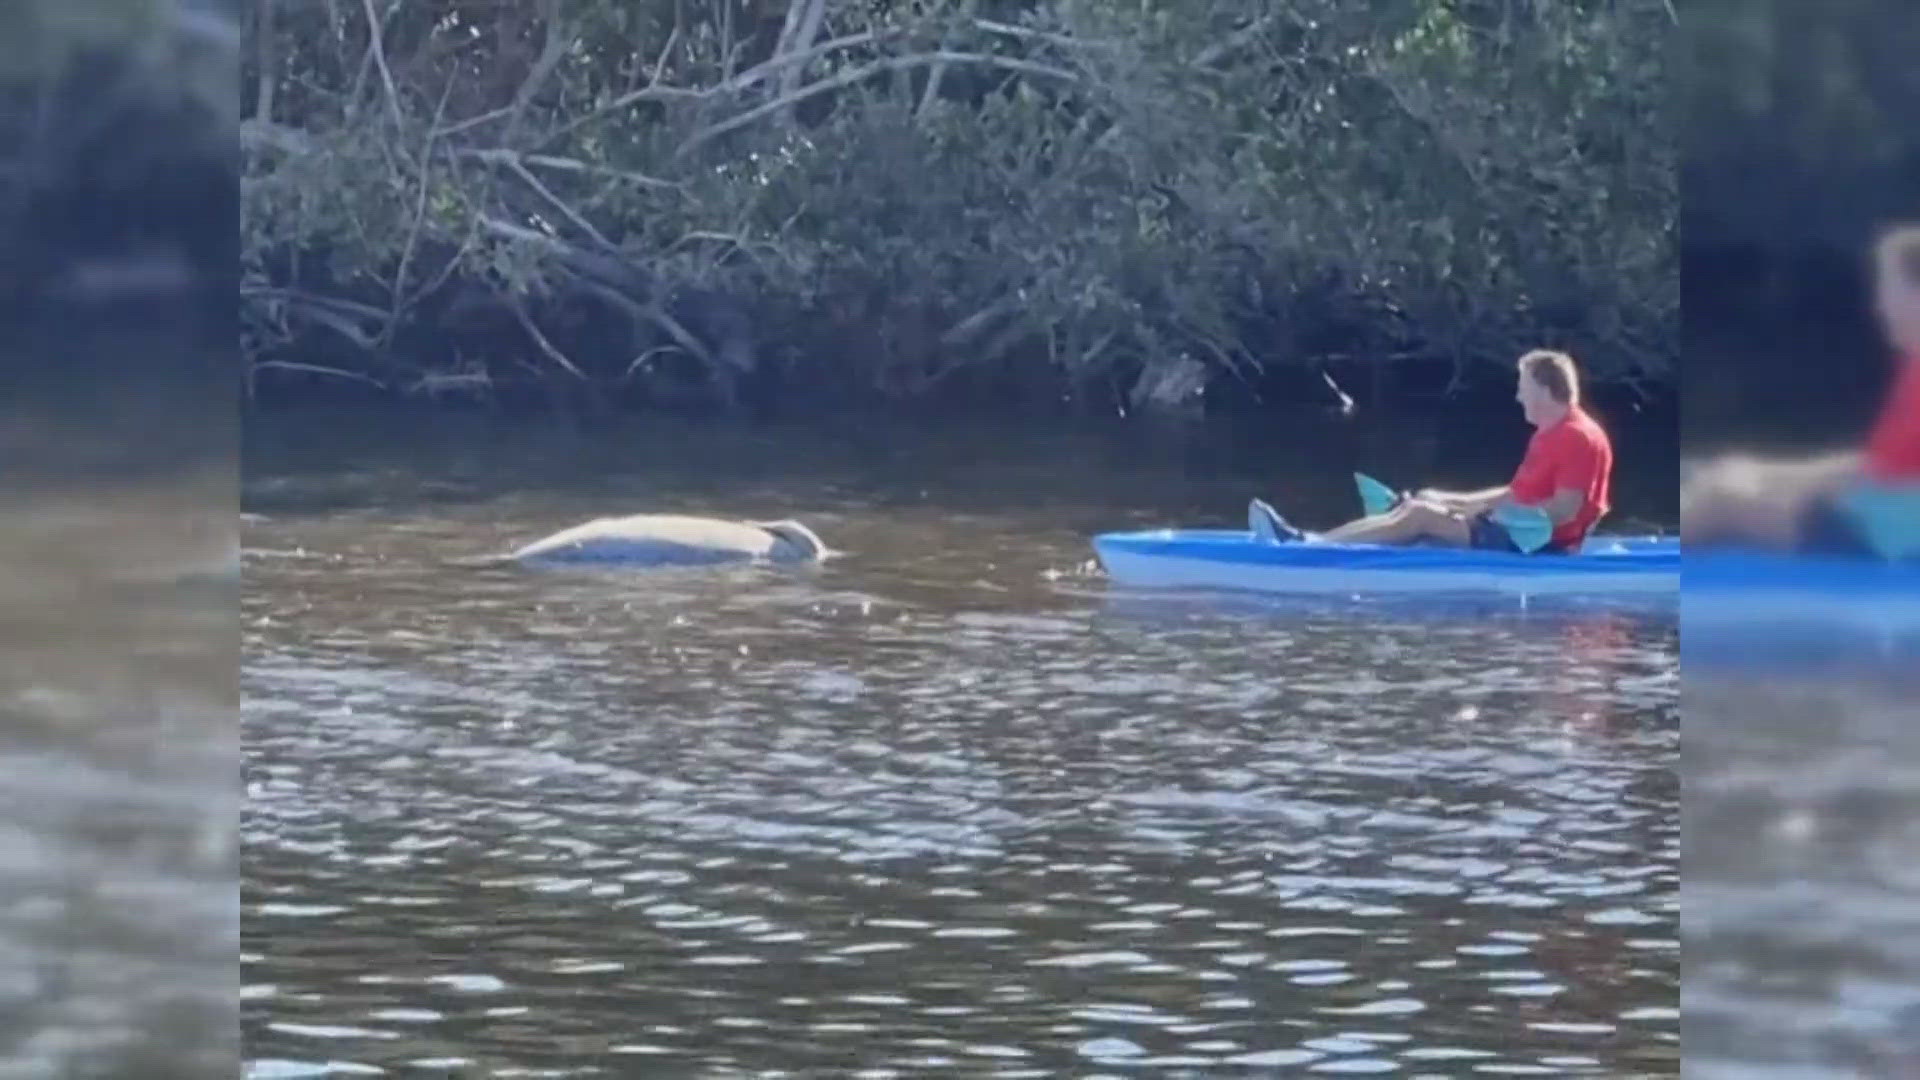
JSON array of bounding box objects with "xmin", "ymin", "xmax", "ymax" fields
[
  {"xmin": 1683, "ymin": 549, "xmax": 1920, "ymax": 633},
  {"xmin": 1093, "ymin": 530, "xmax": 1678, "ymax": 598}
]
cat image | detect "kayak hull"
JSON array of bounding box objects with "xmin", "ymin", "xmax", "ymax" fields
[
  {"xmin": 1093, "ymin": 530, "xmax": 1678, "ymax": 598},
  {"xmin": 1683, "ymin": 550, "xmax": 1920, "ymax": 634}
]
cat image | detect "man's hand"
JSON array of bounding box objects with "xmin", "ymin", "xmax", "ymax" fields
[
  {"xmin": 1419, "ymin": 486, "xmax": 1510, "ymax": 516},
  {"xmin": 1404, "ymin": 494, "xmax": 1469, "ymax": 522}
]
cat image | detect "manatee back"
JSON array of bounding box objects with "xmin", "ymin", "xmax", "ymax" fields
[
  {"xmin": 516, "ymin": 537, "xmax": 755, "ymax": 566},
  {"xmin": 508, "ymin": 514, "xmax": 775, "ymax": 566}
]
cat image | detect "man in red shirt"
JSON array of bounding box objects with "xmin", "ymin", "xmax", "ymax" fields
[
  {"xmin": 1252, "ymin": 350, "xmax": 1613, "ymax": 553},
  {"xmin": 1682, "ymin": 224, "xmax": 1920, "ymax": 556}
]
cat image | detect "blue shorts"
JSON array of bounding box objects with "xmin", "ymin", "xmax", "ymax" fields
[
  {"xmin": 1795, "ymin": 492, "xmax": 1885, "ymax": 558},
  {"xmin": 1468, "ymin": 512, "xmax": 1567, "ymax": 555},
  {"xmin": 1789, "ymin": 486, "xmax": 1912, "ymax": 553},
  {"xmin": 1467, "ymin": 512, "xmax": 1520, "ymax": 553}
]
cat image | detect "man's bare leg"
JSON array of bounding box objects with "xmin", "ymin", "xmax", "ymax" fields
[
  {"xmin": 1680, "ymin": 450, "xmax": 1862, "ymax": 549},
  {"xmin": 1322, "ymin": 499, "xmax": 1474, "ymax": 546}
]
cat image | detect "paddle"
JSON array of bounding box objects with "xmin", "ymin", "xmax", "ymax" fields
[
  {"xmin": 1838, "ymin": 482, "xmax": 1920, "ymax": 560},
  {"xmin": 1352, "ymin": 471, "xmax": 1556, "ymax": 554},
  {"xmin": 1354, "ymin": 471, "xmax": 1401, "ymax": 517},
  {"xmin": 1489, "ymin": 505, "xmax": 1556, "ymax": 554}
]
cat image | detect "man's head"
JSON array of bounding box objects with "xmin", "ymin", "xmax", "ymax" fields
[
  {"xmin": 1873, "ymin": 224, "xmax": 1920, "ymax": 357},
  {"xmin": 1516, "ymin": 349, "xmax": 1578, "ymax": 427}
]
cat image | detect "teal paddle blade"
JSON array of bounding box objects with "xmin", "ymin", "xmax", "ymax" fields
[
  {"xmin": 1248, "ymin": 497, "xmax": 1287, "ymax": 543},
  {"xmin": 1491, "ymin": 504, "xmax": 1555, "ymax": 554},
  {"xmin": 1354, "ymin": 472, "xmax": 1399, "ymax": 517},
  {"xmin": 1839, "ymin": 482, "xmax": 1920, "ymax": 560}
]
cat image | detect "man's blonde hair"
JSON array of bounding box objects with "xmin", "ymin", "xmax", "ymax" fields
[
  {"xmin": 1875, "ymin": 223, "xmax": 1920, "ymax": 288},
  {"xmin": 1518, "ymin": 349, "xmax": 1580, "ymax": 405}
]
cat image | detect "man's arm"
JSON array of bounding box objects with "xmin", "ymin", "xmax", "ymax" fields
[
  {"xmin": 1790, "ymin": 450, "xmax": 1864, "ymax": 499},
  {"xmin": 1417, "ymin": 486, "xmax": 1509, "ymax": 514},
  {"xmin": 1680, "ymin": 450, "xmax": 1861, "ymax": 510}
]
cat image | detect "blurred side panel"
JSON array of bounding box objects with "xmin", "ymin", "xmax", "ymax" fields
[
  {"xmin": 0, "ymin": 1, "xmax": 239, "ymax": 1076},
  {"xmin": 1683, "ymin": 0, "xmax": 1920, "ymax": 1075}
]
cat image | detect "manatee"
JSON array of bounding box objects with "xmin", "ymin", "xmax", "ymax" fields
[{"xmin": 488, "ymin": 514, "xmax": 827, "ymax": 568}]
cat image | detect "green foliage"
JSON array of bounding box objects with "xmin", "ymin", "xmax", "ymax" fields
[{"xmin": 241, "ymin": 0, "xmax": 1676, "ymax": 410}]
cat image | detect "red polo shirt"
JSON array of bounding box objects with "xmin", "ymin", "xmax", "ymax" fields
[
  {"xmin": 1508, "ymin": 406, "xmax": 1613, "ymax": 550},
  {"xmin": 1865, "ymin": 356, "xmax": 1920, "ymax": 480}
]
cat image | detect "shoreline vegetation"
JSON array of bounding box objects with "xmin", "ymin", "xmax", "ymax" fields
[{"xmin": 234, "ymin": 0, "xmax": 1676, "ymax": 423}]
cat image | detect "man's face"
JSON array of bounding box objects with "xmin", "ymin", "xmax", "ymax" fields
[
  {"xmin": 1516, "ymin": 370, "xmax": 1551, "ymax": 426},
  {"xmin": 1875, "ymin": 267, "xmax": 1920, "ymax": 356}
]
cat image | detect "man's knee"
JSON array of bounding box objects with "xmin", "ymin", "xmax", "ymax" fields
[{"xmin": 1401, "ymin": 499, "xmax": 1449, "ymax": 526}]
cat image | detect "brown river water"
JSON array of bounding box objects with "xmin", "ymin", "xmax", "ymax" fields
[{"xmin": 240, "ymin": 411, "xmax": 1678, "ymax": 1076}]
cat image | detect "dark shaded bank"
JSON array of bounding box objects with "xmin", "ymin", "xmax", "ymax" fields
[
  {"xmin": 1681, "ymin": 242, "xmax": 1892, "ymax": 450},
  {"xmin": 243, "ymin": 307, "xmax": 1673, "ymax": 432},
  {"xmin": 242, "ymin": 384, "xmax": 1678, "ymax": 534}
]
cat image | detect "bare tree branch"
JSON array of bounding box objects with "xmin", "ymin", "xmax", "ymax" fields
[
  {"xmin": 386, "ymin": 74, "xmax": 457, "ymax": 340},
  {"xmin": 253, "ymin": 0, "xmax": 277, "ymax": 123},
  {"xmin": 454, "ymin": 148, "xmax": 679, "ymax": 190},
  {"xmin": 971, "ymin": 18, "xmax": 1119, "ymax": 52},
  {"xmin": 1192, "ymin": 13, "xmax": 1282, "ymax": 68},
  {"xmin": 356, "ymin": 0, "xmax": 403, "ymax": 129},
  {"xmin": 774, "ymin": 0, "xmax": 831, "ymax": 126},
  {"xmin": 507, "ymin": 294, "xmax": 588, "ymax": 380},
  {"xmin": 500, "ymin": 0, "xmax": 573, "ymax": 148},
  {"xmin": 679, "ymin": 51, "xmax": 1082, "ymax": 157}
]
